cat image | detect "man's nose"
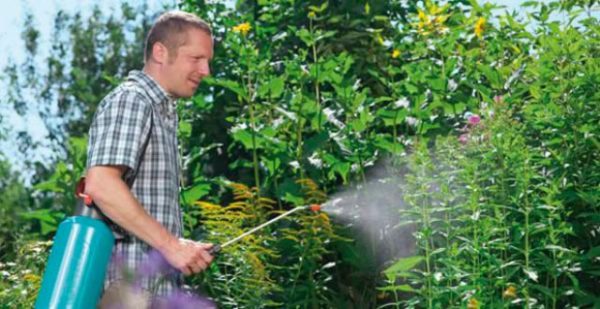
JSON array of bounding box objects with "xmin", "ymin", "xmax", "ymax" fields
[{"xmin": 198, "ymin": 61, "xmax": 210, "ymax": 77}]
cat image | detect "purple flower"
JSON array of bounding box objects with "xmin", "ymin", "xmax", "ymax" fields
[
  {"xmin": 151, "ymin": 290, "xmax": 217, "ymax": 309},
  {"xmin": 468, "ymin": 114, "xmax": 481, "ymax": 125},
  {"xmin": 137, "ymin": 250, "xmax": 176, "ymax": 279}
]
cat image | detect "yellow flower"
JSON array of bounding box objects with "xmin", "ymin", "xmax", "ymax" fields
[
  {"xmin": 467, "ymin": 298, "xmax": 480, "ymax": 309},
  {"xmin": 23, "ymin": 273, "xmax": 40, "ymax": 284},
  {"xmin": 392, "ymin": 49, "xmax": 401, "ymax": 59},
  {"xmin": 418, "ymin": 9, "xmax": 428, "ymax": 23},
  {"xmin": 232, "ymin": 22, "xmax": 251, "ymax": 36},
  {"xmin": 308, "ymin": 11, "xmax": 316, "ymax": 19},
  {"xmin": 475, "ymin": 17, "xmax": 486, "ymax": 39},
  {"xmin": 503, "ymin": 285, "xmax": 517, "ymax": 299},
  {"xmin": 415, "ymin": 6, "xmax": 450, "ymax": 36}
]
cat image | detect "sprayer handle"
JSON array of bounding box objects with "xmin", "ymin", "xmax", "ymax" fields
[{"xmin": 208, "ymin": 244, "xmax": 221, "ymax": 256}]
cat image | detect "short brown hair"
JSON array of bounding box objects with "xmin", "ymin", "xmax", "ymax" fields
[{"xmin": 144, "ymin": 11, "xmax": 212, "ymax": 62}]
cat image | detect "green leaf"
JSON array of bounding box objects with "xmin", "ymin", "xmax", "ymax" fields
[
  {"xmin": 374, "ymin": 134, "xmax": 404, "ymax": 154},
  {"xmin": 179, "ymin": 122, "xmax": 192, "ymax": 138},
  {"xmin": 303, "ymin": 131, "xmax": 329, "ymax": 155},
  {"xmin": 480, "ymin": 66, "xmax": 503, "ymax": 89},
  {"xmin": 383, "ymin": 256, "xmax": 424, "ymax": 281},
  {"xmin": 277, "ymin": 178, "xmax": 304, "ymax": 204},
  {"xmin": 182, "ymin": 181, "xmax": 212, "ymax": 203},
  {"xmin": 329, "ymin": 160, "xmax": 350, "ymax": 183},
  {"xmin": 297, "ymin": 28, "xmax": 314, "ymax": 46},
  {"xmin": 258, "ymin": 76, "xmax": 285, "ymax": 99},
  {"xmin": 204, "ymin": 77, "xmax": 248, "ymax": 101},
  {"xmin": 20, "ymin": 209, "xmax": 61, "ymax": 235},
  {"xmin": 309, "ymin": 1, "xmax": 328, "ymax": 13},
  {"xmin": 232, "ymin": 129, "xmax": 264, "ymax": 149},
  {"xmin": 376, "ymin": 108, "xmax": 407, "ymax": 127},
  {"xmin": 377, "ymin": 284, "xmax": 415, "ymax": 292}
]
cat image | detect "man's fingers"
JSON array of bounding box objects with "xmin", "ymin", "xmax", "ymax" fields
[
  {"xmin": 180, "ymin": 266, "xmax": 192, "ymax": 276},
  {"xmin": 198, "ymin": 242, "xmax": 213, "ymax": 250},
  {"xmin": 200, "ymin": 249, "xmax": 213, "ymax": 264}
]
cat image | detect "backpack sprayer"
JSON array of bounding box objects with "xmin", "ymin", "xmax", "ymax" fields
[
  {"xmin": 35, "ymin": 178, "xmax": 114, "ymax": 308},
  {"xmin": 34, "ymin": 177, "xmax": 322, "ymax": 307}
]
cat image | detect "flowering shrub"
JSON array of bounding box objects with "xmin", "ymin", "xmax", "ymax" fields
[
  {"xmin": 175, "ymin": 0, "xmax": 598, "ymax": 307},
  {"xmin": 0, "ymin": 240, "xmax": 51, "ymax": 307}
]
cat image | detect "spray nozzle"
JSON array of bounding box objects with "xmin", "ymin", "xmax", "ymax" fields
[{"xmin": 309, "ymin": 204, "xmax": 321, "ymax": 212}]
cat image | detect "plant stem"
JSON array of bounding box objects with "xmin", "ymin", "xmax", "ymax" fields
[
  {"xmin": 309, "ymin": 18, "xmax": 322, "ymax": 132},
  {"xmin": 247, "ymin": 76, "xmax": 261, "ymax": 197}
]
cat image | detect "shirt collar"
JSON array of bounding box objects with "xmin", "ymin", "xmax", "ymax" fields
[{"xmin": 126, "ymin": 70, "xmax": 176, "ymax": 107}]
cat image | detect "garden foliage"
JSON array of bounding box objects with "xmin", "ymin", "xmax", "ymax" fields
[{"xmin": 0, "ymin": 0, "xmax": 598, "ymax": 307}]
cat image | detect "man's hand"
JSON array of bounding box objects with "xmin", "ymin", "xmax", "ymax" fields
[{"xmin": 159, "ymin": 239, "xmax": 214, "ymax": 275}]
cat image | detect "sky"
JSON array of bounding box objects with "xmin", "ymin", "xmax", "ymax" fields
[{"xmin": 0, "ymin": 0, "xmax": 596, "ymax": 177}]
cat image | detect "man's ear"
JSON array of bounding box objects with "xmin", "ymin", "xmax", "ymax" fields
[{"xmin": 151, "ymin": 42, "xmax": 169, "ymax": 64}]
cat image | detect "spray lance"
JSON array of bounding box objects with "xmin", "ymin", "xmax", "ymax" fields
[
  {"xmin": 35, "ymin": 178, "xmax": 115, "ymax": 308},
  {"xmin": 208, "ymin": 204, "xmax": 322, "ymax": 255}
]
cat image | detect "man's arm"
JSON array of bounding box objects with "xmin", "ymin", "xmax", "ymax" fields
[{"xmin": 84, "ymin": 165, "xmax": 213, "ymax": 275}]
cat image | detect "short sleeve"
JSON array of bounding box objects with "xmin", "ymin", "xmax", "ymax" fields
[{"xmin": 87, "ymin": 90, "xmax": 153, "ymax": 172}]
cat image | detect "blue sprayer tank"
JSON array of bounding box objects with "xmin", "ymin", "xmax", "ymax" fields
[{"xmin": 35, "ymin": 178, "xmax": 115, "ymax": 308}]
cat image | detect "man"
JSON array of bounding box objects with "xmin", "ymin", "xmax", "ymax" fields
[{"xmin": 84, "ymin": 11, "xmax": 214, "ymax": 299}]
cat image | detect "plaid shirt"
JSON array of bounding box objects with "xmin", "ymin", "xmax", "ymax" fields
[{"xmin": 87, "ymin": 70, "xmax": 182, "ymax": 297}]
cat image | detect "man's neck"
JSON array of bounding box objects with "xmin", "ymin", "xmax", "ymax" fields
[{"xmin": 142, "ymin": 66, "xmax": 174, "ymax": 99}]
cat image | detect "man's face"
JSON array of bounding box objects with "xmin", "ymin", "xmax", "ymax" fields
[{"xmin": 162, "ymin": 28, "xmax": 213, "ymax": 98}]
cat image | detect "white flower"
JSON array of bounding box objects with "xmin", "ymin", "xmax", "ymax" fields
[
  {"xmin": 544, "ymin": 151, "xmax": 551, "ymax": 158},
  {"xmin": 275, "ymin": 106, "xmax": 297, "ymax": 121},
  {"xmin": 434, "ymin": 272, "xmax": 443, "ymax": 282},
  {"xmin": 323, "ymin": 108, "xmax": 346, "ymax": 129},
  {"xmin": 289, "ymin": 161, "xmax": 300, "ymax": 169},
  {"xmin": 308, "ymin": 153, "xmax": 323, "ymax": 168},
  {"xmin": 448, "ymin": 79, "xmax": 458, "ymax": 92},
  {"xmin": 353, "ymin": 79, "xmax": 362, "ymax": 91},
  {"xmin": 524, "ymin": 269, "xmax": 538, "ymax": 282},
  {"xmin": 272, "ymin": 117, "xmax": 285, "ymax": 128},
  {"xmin": 230, "ymin": 123, "xmax": 248, "ymax": 133},
  {"xmin": 394, "ymin": 97, "xmax": 410, "ymax": 109},
  {"xmin": 405, "ymin": 116, "xmax": 419, "ymax": 127}
]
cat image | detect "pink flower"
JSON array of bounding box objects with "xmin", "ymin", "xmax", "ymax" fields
[
  {"xmin": 468, "ymin": 114, "xmax": 481, "ymax": 125},
  {"xmin": 494, "ymin": 95, "xmax": 503, "ymax": 103},
  {"xmin": 459, "ymin": 134, "xmax": 469, "ymax": 144}
]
